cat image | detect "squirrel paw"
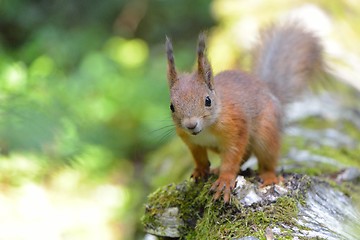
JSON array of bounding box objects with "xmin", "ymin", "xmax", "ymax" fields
[
  {"xmin": 191, "ymin": 168, "xmax": 209, "ymax": 182},
  {"xmin": 259, "ymin": 172, "xmax": 283, "ymax": 187},
  {"xmin": 210, "ymin": 174, "xmax": 237, "ymax": 203}
]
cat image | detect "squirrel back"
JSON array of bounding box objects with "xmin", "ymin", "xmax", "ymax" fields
[{"xmin": 252, "ymin": 22, "xmax": 324, "ymax": 105}]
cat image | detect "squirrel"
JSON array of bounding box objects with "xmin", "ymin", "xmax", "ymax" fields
[{"xmin": 165, "ymin": 21, "xmax": 324, "ymax": 203}]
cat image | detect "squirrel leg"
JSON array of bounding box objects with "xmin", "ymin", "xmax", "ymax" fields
[
  {"xmin": 211, "ymin": 141, "xmax": 248, "ymax": 203},
  {"xmin": 187, "ymin": 144, "xmax": 210, "ymax": 181},
  {"xmin": 253, "ymin": 110, "xmax": 282, "ymax": 186},
  {"xmin": 256, "ymin": 149, "xmax": 281, "ymax": 187}
]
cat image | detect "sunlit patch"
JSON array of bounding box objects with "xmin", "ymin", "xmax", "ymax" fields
[
  {"xmin": 2, "ymin": 62, "xmax": 27, "ymax": 91},
  {"xmin": 104, "ymin": 37, "xmax": 149, "ymax": 68},
  {"xmin": 0, "ymin": 154, "xmax": 128, "ymax": 239},
  {"xmin": 208, "ymin": 33, "xmax": 236, "ymax": 73}
]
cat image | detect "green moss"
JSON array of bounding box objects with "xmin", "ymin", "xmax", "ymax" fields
[
  {"xmin": 282, "ymin": 117, "xmax": 360, "ymax": 177},
  {"xmin": 283, "ymin": 161, "xmax": 339, "ymax": 177},
  {"xmin": 186, "ymin": 195, "xmax": 301, "ymax": 239},
  {"xmin": 282, "ymin": 135, "xmax": 309, "ymax": 154},
  {"xmin": 325, "ymin": 177, "xmax": 360, "ymax": 201},
  {"xmin": 310, "ymin": 146, "xmax": 360, "ymax": 168},
  {"xmin": 342, "ymin": 121, "xmax": 360, "ymax": 141},
  {"xmin": 298, "ymin": 117, "xmax": 336, "ymax": 130},
  {"xmin": 346, "ymin": 181, "xmax": 360, "ymax": 210},
  {"xmin": 142, "ymin": 177, "xmax": 216, "ymax": 236},
  {"xmin": 293, "ymin": 116, "xmax": 360, "ymax": 145},
  {"xmin": 141, "ymin": 184, "xmax": 178, "ymax": 232},
  {"xmin": 143, "ymin": 176, "xmax": 312, "ymax": 239}
]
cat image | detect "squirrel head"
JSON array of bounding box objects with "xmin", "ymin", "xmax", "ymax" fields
[{"xmin": 165, "ymin": 33, "xmax": 220, "ymax": 135}]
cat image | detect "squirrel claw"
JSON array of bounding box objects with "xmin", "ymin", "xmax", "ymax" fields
[
  {"xmin": 210, "ymin": 175, "xmax": 236, "ymax": 203},
  {"xmin": 191, "ymin": 168, "xmax": 209, "ymax": 182}
]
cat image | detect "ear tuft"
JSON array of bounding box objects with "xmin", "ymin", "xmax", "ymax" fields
[
  {"xmin": 166, "ymin": 36, "xmax": 174, "ymax": 64},
  {"xmin": 165, "ymin": 36, "xmax": 177, "ymax": 87},
  {"xmin": 197, "ymin": 32, "xmax": 214, "ymax": 90},
  {"xmin": 197, "ymin": 32, "xmax": 206, "ymax": 58}
]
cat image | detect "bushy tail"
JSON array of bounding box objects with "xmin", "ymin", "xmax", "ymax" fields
[{"xmin": 252, "ymin": 22, "xmax": 324, "ymax": 105}]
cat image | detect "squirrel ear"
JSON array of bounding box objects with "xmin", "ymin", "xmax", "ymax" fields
[
  {"xmin": 197, "ymin": 32, "xmax": 214, "ymax": 90},
  {"xmin": 165, "ymin": 36, "xmax": 177, "ymax": 88}
]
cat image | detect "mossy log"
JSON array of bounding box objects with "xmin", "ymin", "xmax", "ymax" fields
[{"xmin": 142, "ymin": 172, "xmax": 360, "ymax": 239}]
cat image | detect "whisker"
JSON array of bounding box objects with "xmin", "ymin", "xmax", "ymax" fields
[
  {"xmin": 149, "ymin": 115, "xmax": 173, "ymax": 122},
  {"xmin": 157, "ymin": 118, "xmax": 173, "ymax": 122},
  {"xmin": 150, "ymin": 124, "xmax": 175, "ymax": 134},
  {"xmin": 157, "ymin": 128, "xmax": 176, "ymax": 145}
]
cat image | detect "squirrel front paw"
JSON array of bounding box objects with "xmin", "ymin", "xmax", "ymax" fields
[
  {"xmin": 191, "ymin": 167, "xmax": 209, "ymax": 182},
  {"xmin": 210, "ymin": 173, "xmax": 237, "ymax": 203},
  {"xmin": 259, "ymin": 172, "xmax": 284, "ymax": 187}
]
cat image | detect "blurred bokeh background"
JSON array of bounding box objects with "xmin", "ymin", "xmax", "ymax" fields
[{"xmin": 0, "ymin": 0, "xmax": 359, "ymax": 239}]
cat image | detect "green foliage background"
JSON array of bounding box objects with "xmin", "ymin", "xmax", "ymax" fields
[
  {"xmin": 0, "ymin": 0, "xmax": 359, "ymax": 239},
  {"xmin": 0, "ymin": 0, "xmax": 215, "ymax": 239}
]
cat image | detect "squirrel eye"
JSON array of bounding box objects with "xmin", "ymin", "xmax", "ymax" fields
[
  {"xmin": 170, "ymin": 103, "xmax": 175, "ymax": 113},
  {"xmin": 205, "ymin": 96, "xmax": 211, "ymax": 107}
]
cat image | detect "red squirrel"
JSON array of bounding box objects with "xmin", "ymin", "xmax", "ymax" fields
[{"xmin": 165, "ymin": 22, "xmax": 323, "ymax": 202}]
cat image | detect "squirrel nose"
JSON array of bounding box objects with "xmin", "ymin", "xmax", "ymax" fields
[
  {"xmin": 186, "ymin": 122, "xmax": 198, "ymax": 130},
  {"xmin": 183, "ymin": 119, "xmax": 198, "ymax": 130}
]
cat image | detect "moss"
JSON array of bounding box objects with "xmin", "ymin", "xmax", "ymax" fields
[
  {"xmin": 324, "ymin": 177, "xmax": 360, "ymax": 202},
  {"xmin": 298, "ymin": 117, "xmax": 336, "ymax": 130},
  {"xmin": 142, "ymin": 177, "xmax": 216, "ymax": 236},
  {"xmin": 282, "ymin": 116, "xmax": 360, "ymax": 177},
  {"xmin": 282, "ymin": 158, "xmax": 340, "ymax": 177},
  {"xmin": 186, "ymin": 195, "xmax": 301, "ymax": 239},
  {"xmin": 143, "ymin": 175, "xmax": 314, "ymax": 239},
  {"xmin": 141, "ymin": 184, "xmax": 178, "ymax": 232},
  {"xmin": 317, "ymin": 122, "xmax": 359, "ymax": 164},
  {"xmin": 342, "ymin": 121, "xmax": 360, "ymax": 141},
  {"xmin": 293, "ymin": 115, "xmax": 360, "ymax": 143},
  {"xmin": 310, "ymin": 146, "xmax": 360, "ymax": 169},
  {"xmin": 345, "ymin": 181, "xmax": 360, "ymax": 210}
]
